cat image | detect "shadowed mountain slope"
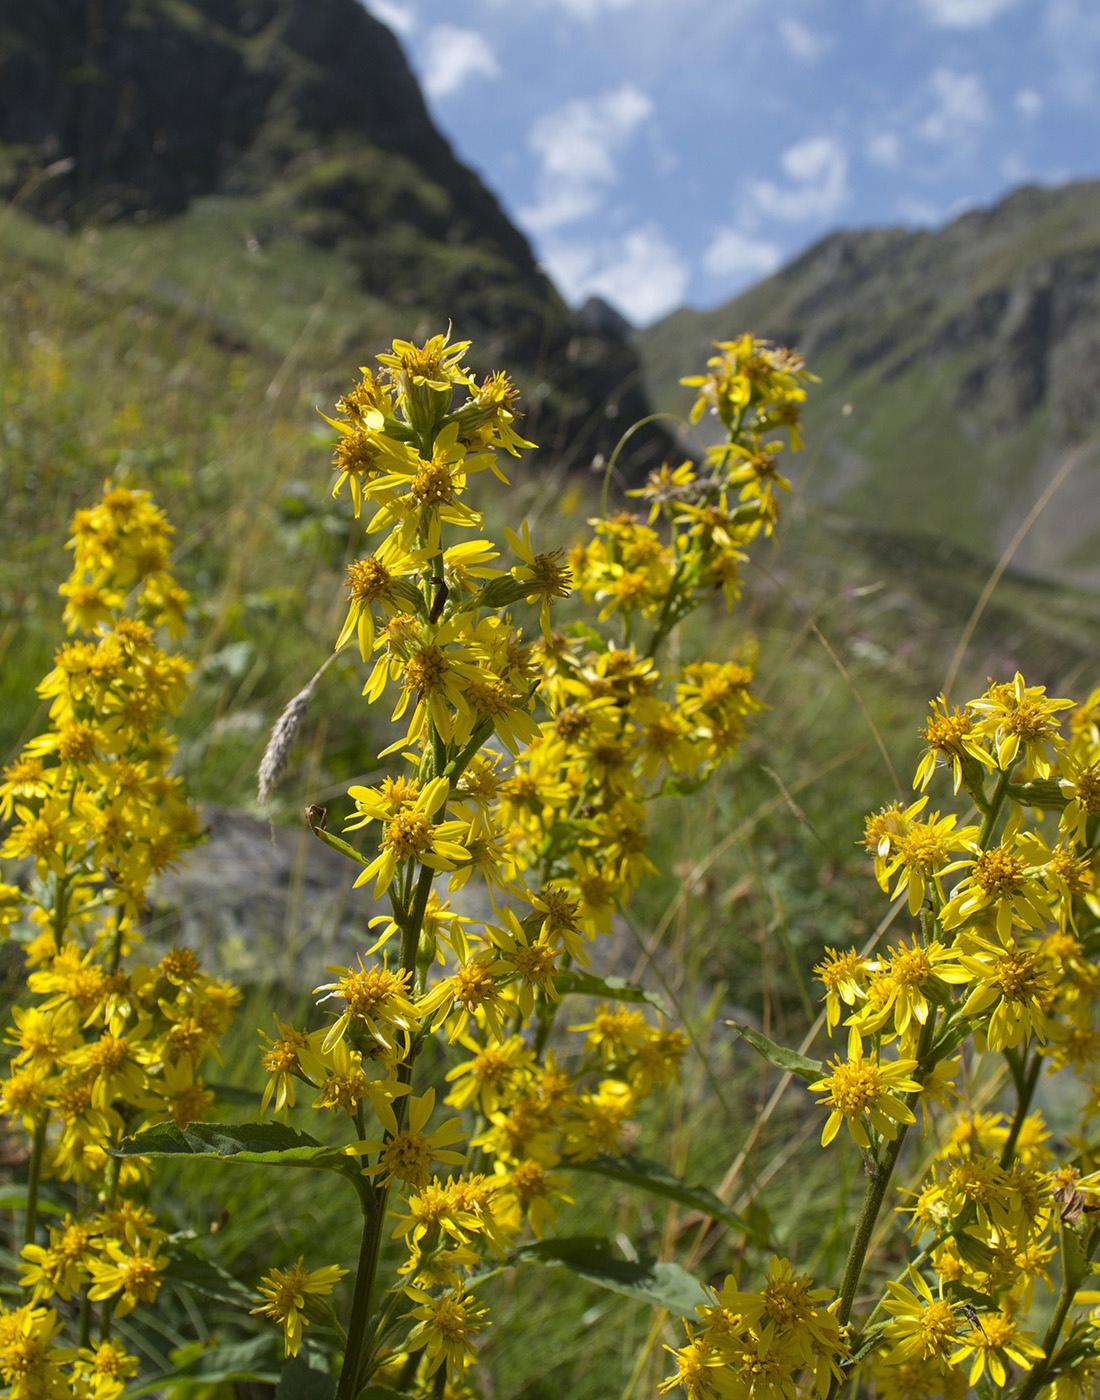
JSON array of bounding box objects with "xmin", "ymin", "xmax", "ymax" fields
[{"xmin": 0, "ymin": 0, "xmax": 667, "ymax": 476}]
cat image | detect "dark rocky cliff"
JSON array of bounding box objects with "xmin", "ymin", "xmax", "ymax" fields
[{"xmin": 0, "ymin": 0, "xmax": 667, "ymax": 476}]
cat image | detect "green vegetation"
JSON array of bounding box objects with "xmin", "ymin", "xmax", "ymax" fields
[{"xmin": 2, "ymin": 195, "xmax": 1099, "ymax": 1400}]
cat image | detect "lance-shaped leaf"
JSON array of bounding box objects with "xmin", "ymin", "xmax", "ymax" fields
[
  {"xmin": 122, "ymin": 1336, "xmax": 282, "ymax": 1395},
  {"xmin": 0, "ymin": 1187, "xmax": 65, "ymax": 1217},
  {"xmin": 512, "ymin": 1236, "xmax": 705, "ymax": 1318},
  {"xmin": 307, "ymin": 821, "xmax": 371, "ymax": 867},
  {"xmin": 277, "ymin": 1353, "xmax": 338, "ymax": 1399},
  {"xmin": 111, "ymin": 1122, "xmax": 368, "ymax": 1201},
  {"xmin": 555, "ymin": 969, "xmax": 668, "ymax": 1016},
  {"xmin": 162, "ymin": 1243, "xmax": 256, "ymax": 1307},
  {"xmin": 566, "ymin": 1151, "xmax": 766, "ymax": 1243},
  {"xmin": 726, "ymin": 1022, "xmax": 822, "ymax": 1083}
]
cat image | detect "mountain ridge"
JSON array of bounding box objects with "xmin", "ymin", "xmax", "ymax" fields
[{"xmin": 638, "ymin": 179, "xmax": 1100, "ymax": 586}]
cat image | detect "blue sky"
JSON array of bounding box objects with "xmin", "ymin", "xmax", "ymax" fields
[{"xmin": 363, "ymin": 0, "xmax": 1100, "ymax": 325}]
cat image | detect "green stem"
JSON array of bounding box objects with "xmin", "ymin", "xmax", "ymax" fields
[
  {"xmin": 79, "ymin": 1292, "xmax": 92, "ymax": 1349},
  {"xmin": 106, "ymin": 904, "xmax": 125, "ymax": 977},
  {"xmin": 1000, "ymin": 1049, "xmax": 1042, "ymax": 1169},
  {"xmin": 335, "ymin": 1189, "xmax": 389, "ymax": 1400},
  {"xmin": 836, "ymin": 1126, "xmax": 910, "ymax": 1331},
  {"xmin": 834, "ymin": 1012, "xmax": 939, "ymax": 1384},
  {"xmin": 1009, "ymin": 1224, "xmax": 1099, "ymax": 1400},
  {"xmin": 337, "ymin": 858, "xmax": 435, "ymax": 1396},
  {"xmin": 23, "ymin": 1111, "xmax": 49, "ymax": 1247},
  {"xmin": 977, "ymin": 769, "xmax": 1011, "ymax": 848}
]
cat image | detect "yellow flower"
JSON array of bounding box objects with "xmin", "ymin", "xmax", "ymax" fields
[
  {"xmin": 85, "ymin": 1238, "xmax": 168, "ymax": 1317},
  {"xmin": 250, "ymin": 1258, "xmax": 348, "ymax": 1357},
  {"xmin": 445, "ymin": 1032, "xmax": 535, "ymax": 1115},
  {"xmin": 19, "ymin": 1216, "xmax": 99, "ymax": 1303},
  {"xmin": 940, "ymin": 842, "xmax": 1054, "ymax": 943},
  {"xmin": 815, "ymin": 946, "xmax": 873, "ymax": 1030},
  {"xmin": 958, "ymin": 936, "xmax": 1054, "ymax": 1051},
  {"xmin": 968, "ymin": 672, "xmax": 1073, "ymax": 778},
  {"xmin": 504, "ymin": 519, "xmax": 572, "ymax": 637},
  {"xmin": 492, "ymin": 1156, "xmax": 571, "ymax": 1239},
  {"xmin": 404, "ymin": 1284, "xmax": 488, "ymax": 1384},
  {"xmin": 336, "ymin": 534, "xmax": 427, "ymax": 660},
  {"xmin": 349, "ymin": 776, "xmax": 471, "ymax": 898},
  {"xmin": 881, "ymin": 1269, "xmax": 959, "ymax": 1363},
  {"xmin": 353, "ymin": 1087, "xmax": 466, "ymax": 1189},
  {"xmin": 850, "ymin": 940, "xmax": 968, "ymax": 1038},
  {"xmin": 0, "ymin": 1302, "xmax": 70, "ymax": 1397},
  {"xmin": 658, "ymin": 1324, "xmax": 727, "ymax": 1398},
  {"xmin": 809, "ymin": 1033, "xmax": 921, "ymax": 1148},
  {"xmin": 314, "ymin": 957, "xmax": 419, "ymax": 1056},
  {"xmin": 913, "ymin": 693, "xmax": 997, "ymax": 793}
]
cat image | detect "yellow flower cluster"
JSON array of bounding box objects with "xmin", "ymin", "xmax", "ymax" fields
[
  {"xmin": 249, "ymin": 332, "xmax": 809, "ymax": 1386},
  {"xmin": 660, "ymin": 672, "xmax": 1097, "ymax": 1394},
  {"xmin": 661, "ymin": 1256, "xmax": 848, "ymax": 1400},
  {"xmin": 0, "ymin": 485, "xmax": 238, "ymax": 1398},
  {"xmin": 664, "ymin": 671, "xmax": 1100, "ymax": 1399}
]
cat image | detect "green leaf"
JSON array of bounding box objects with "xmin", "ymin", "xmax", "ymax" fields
[
  {"xmin": 122, "ymin": 1336, "xmax": 282, "ymax": 1394},
  {"xmin": 952, "ymin": 1232, "xmax": 998, "ymax": 1273},
  {"xmin": 0, "ymin": 1187, "xmax": 66, "ymax": 1217},
  {"xmin": 656, "ymin": 775, "xmax": 708, "ymax": 799},
  {"xmin": 162, "ymin": 1243, "xmax": 255, "ymax": 1307},
  {"xmin": 308, "ymin": 824, "xmax": 370, "ymax": 866},
  {"xmin": 513, "ymin": 1236, "xmax": 705, "ymax": 1318},
  {"xmin": 277, "ymin": 1353, "xmax": 337, "ymax": 1399},
  {"xmin": 725, "ymin": 1023, "xmax": 822, "ymax": 1083},
  {"xmin": 566, "ymin": 1152, "xmax": 764, "ymax": 1243},
  {"xmin": 555, "ymin": 970, "xmax": 668, "ymax": 1016},
  {"xmin": 111, "ymin": 1122, "xmax": 368, "ymax": 1201},
  {"xmin": 203, "ymin": 1081, "xmax": 264, "ymax": 1106}
]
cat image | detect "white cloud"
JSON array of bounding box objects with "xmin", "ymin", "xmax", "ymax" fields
[
  {"xmin": 541, "ymin": 0, "xmax": 640, "ymax": 14},
  {"xmin": 897, "ymin": 196, "xmax": 942, "ymax": 224},
  {"xmin": 916, "ymin": 0, "xmax": 1020, "ymax": 26},
  {"xmin": 363, "ymin": 0, "xmax": 416, "ymax": 36},
  {"xmin": 420, "ymin": 25, "xmax": 500, "ymax": 100},
  {"xmin": 779, "ymin": 17, "xmax": 831, "ymax": 61},
  {"xmin": 918, "ymin": 68, "xmax": 991, "ymax": 144},
  {"xmin": 1045, "ymin": 0, "xmax": 1100, "ymax": 107},
  {"xmin": 748, "ymin": 135, "xmax": 849, "ymax": 222},
  {"xmin": 1014, "ymin": 88, "xmax": 1043, "ymax": 118},
  {"xmin": 702, "ymin": 228, "xmax": 781, "ymax": 282},
  {"xmin": 542, "ymin": 225, "xmax": 688, "ymax": 326},
  {"xmin": 530, "ymin": 85, "xmax": 652, "ymax": 182},
  {"xmin": 866, "ymin": 131, "xmax": 902, "ymax": 167},
  {"xmin": 519, "ymin": 84, "xmax": 654, "ymax": 232}
]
